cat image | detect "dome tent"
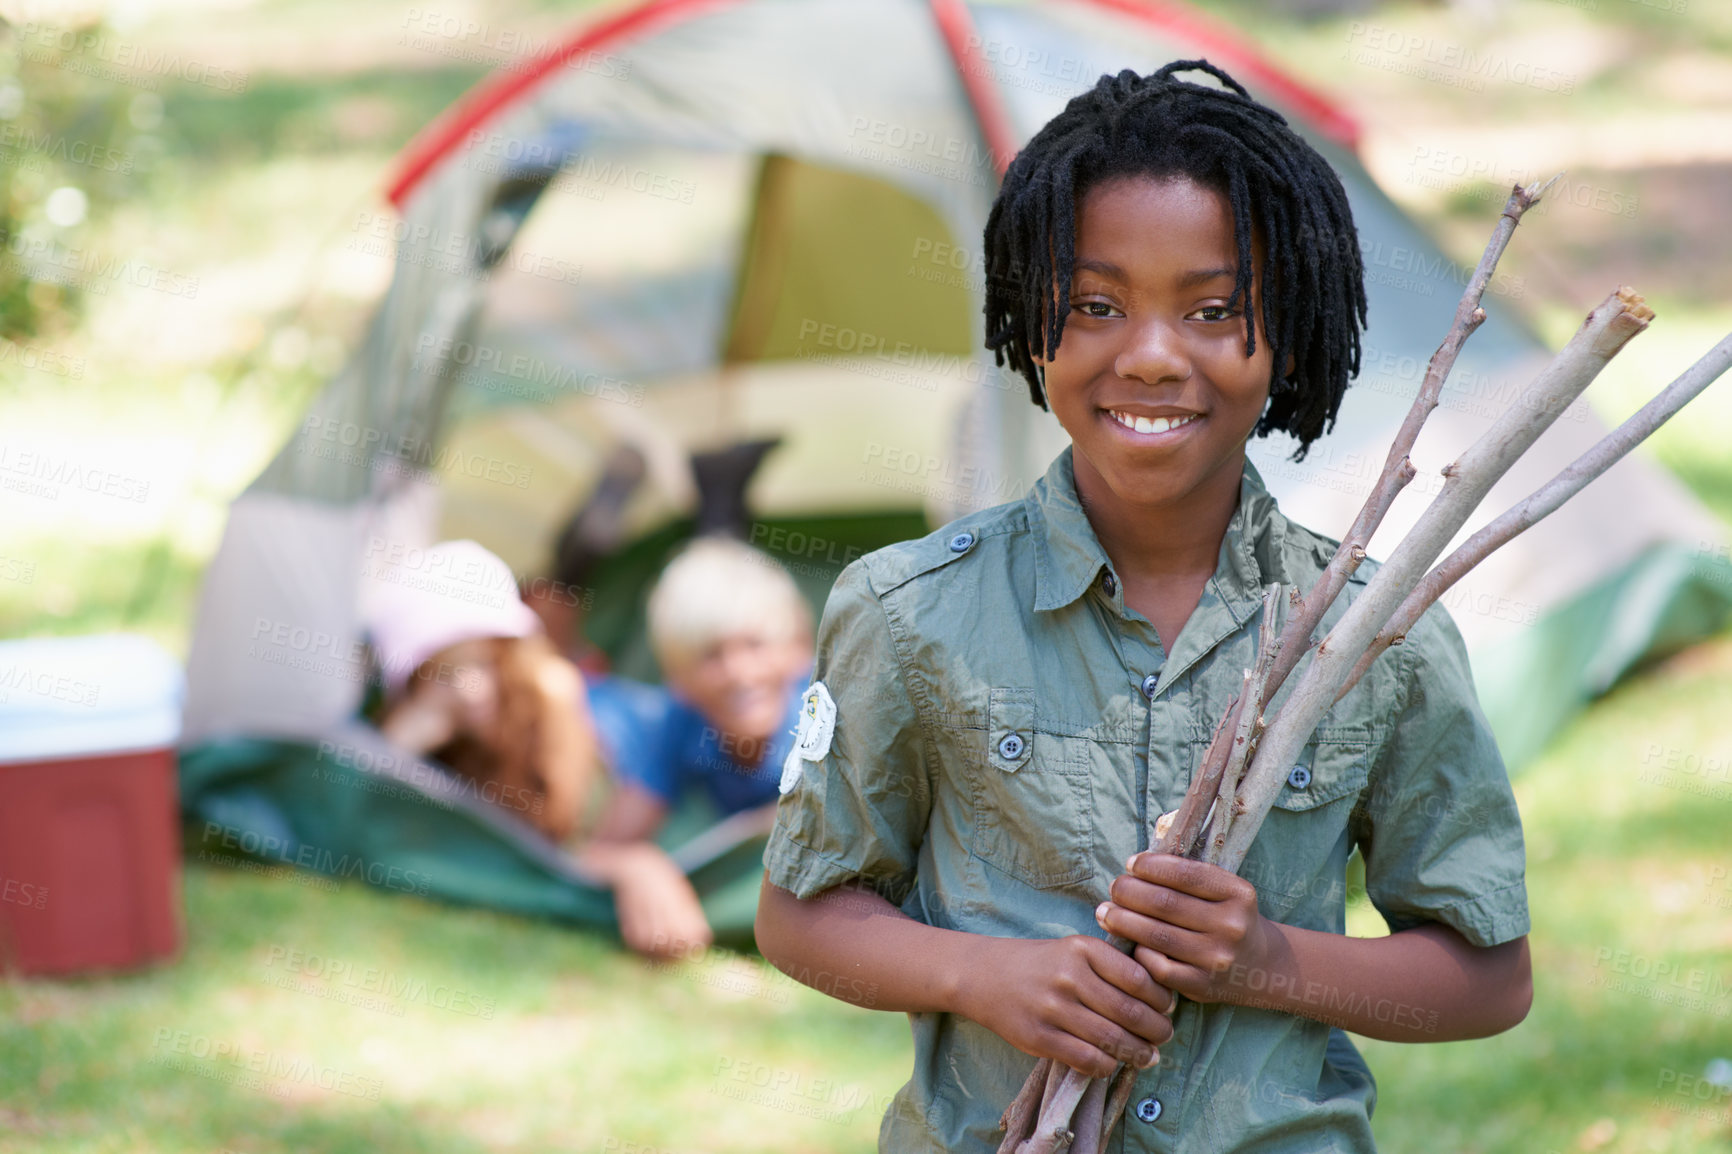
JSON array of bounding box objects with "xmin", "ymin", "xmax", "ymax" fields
[{"xmin": 180, "ymin": 0, "xmax": 1731, "ymax": 934}]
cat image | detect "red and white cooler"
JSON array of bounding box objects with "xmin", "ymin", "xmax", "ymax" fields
[{"xmin": 0, "ymin": 633, "xmax": 184, "ymax": 975}]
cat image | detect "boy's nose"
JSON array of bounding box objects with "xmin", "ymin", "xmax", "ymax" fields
[{"xmin": 1114, "ymin": 317, "xmax": 1192, "ymax": 386}]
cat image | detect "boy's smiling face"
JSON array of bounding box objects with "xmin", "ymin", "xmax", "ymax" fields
[{"xmin": 1037, "ymin": 175, "xmax": 1277, "ymax": 516}]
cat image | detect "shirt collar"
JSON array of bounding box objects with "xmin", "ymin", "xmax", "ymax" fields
[{"xmin": 1028, "ymin": 445, "xmax": 1288, "ymax": 622}]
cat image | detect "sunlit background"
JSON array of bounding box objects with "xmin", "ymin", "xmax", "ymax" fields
[{"xmin": 2, "ymin": 0, "xmax": 1730, "ymax": 1151}]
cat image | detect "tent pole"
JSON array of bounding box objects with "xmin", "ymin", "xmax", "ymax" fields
[{"xmin": 925, "ymin": 0, "xmax": 1017, "ymax": 181}]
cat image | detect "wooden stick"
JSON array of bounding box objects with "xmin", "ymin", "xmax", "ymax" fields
[
  {"xmin": 1256, "ymin": 178, "xmax": 1556, "ymax": 706},
  {"xmin": 997, "ymin": 1057, "xmax": 1051, "ymax": 1152},
  {"xmin": 1155, "ymin": 699, "xmax": 1238, "ymax": 858},
  {"xmin": 1218, "ymin": 286, "xmax": 1654, "ymax": 872},
  {"xmin": 1017, "ymin": 1066, "xmax": 1092, "ymax": 1154},
  {"xmin": 1016, "ymin": 1059, "xmax": 1085, "ymax": 1154},
  {"xmin": 1151, "ymin": 178, "xmax": 1550, "ymax": 871},
  {"xmin": 1066, "ymin": 1076, "xmax": 1111, "ymax": 1154},
  {"xmin": 1098, "ymin": 1063, "xmax": 1139, "ymax": 1149},
  {"xmin": 1202, "ymin": 585, "xmax": 1285, "ymax": 855},
  {"xmin": 1336, "ymin": 329, "xmax": 1732, "ymax": 701}
]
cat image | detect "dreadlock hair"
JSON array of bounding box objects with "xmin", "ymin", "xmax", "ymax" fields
[{"xmin": 982, "ymin": 60, "xmax": 1367, "ymax": 459}]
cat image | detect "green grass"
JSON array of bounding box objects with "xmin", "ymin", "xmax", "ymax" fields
[
  {"xmin": 1354, "ymin": 631, "xmax": 1732, "ymax": 1154},
  {"xmin": 0, "ymin": 857, "xmax": 912, "ymax": 1154},
  {"xmin": 5, "ymin": 629, "xmax": 1732, "ymax": 1153},
  {"xmin": 5, "ymin": 0, "xmax": 1732, "ymax": 1149}
]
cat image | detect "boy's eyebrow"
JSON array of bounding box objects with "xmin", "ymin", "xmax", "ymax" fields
[
  {"xmin": 1070, "ymin": 261, "xmax": 1240, "ymax": 287},
  {"xmin": 1073, "ymin": 258, "xmax": 1127, "ymax": 280},
  {"xmin": 1177, "ymin": 265, "xmax": 1237, "ymax": 287}
]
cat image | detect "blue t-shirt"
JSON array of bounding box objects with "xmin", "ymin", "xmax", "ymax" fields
[{"xmin": 584, "ymin": 674, "xmax": 804, "ymax": 815}]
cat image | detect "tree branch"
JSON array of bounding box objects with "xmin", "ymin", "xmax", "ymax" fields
[
  {"xmin": 1218, "ymin": 286, "xmax": 1654, "ymax": 872},
  {"xmin": 1336, "ymin": 329, "xmax": 1732, "ymax": 701}
]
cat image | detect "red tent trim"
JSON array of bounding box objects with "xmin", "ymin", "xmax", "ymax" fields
[
  {"xmin": 926, "ymin": 0, "xmax": 1018, "ymax": 179},
  {"xmin": 1069, "ymin": 0, "xmax": 1361, "ymax": 151},
  {"xmin": 385, "ymin": 0, "xmax": 741, "ymax": 209},
  {"xmin": 384, "ymin": 0, "xmax": 1359, "ymax": 211}
]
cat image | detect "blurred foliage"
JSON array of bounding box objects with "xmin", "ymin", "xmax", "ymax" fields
[{"xmin": 0, "ymin": 16, "xmax": 156, "ymax": 342}]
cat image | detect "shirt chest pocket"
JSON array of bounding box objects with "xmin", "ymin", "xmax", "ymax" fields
[
  {"xmin": 1268, "ymin": 735, "xmax": 1372, "ymax": 813},
  {"xmin": 1251, "ymin": 736, "xmax": 1371, "ymax": 926},
  {"xmin": 967, "ymin": 688, "xmax": 1096, "ymax": 890}
]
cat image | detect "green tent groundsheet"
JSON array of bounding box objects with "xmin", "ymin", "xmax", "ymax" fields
[{"xmin": 180, "ymin": 735, "xmax": 770, "ymax": 948}]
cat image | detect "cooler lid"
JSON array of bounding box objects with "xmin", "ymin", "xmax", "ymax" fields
[{"xmin": 0, "ymin": 633, "xmax": 184, "ymax": 763}]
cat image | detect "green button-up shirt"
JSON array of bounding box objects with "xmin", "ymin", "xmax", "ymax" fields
[{"xmin": 765, "ymin": 447, "xmax": 1528, "ymax": 1153}]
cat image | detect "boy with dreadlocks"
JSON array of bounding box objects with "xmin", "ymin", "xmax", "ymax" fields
[{"xmin": 756, "ymin": 62, "xmax": 1531, "ymax": 1151}]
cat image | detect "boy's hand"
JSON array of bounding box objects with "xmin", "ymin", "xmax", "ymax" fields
[
  {"xmin": 1097, "ymin": 853, "xmax": 1273, "ymax": 1005},
  {"xmin": 611, "ymin": 843, "xmax": 714, "ymax": 961},
  {"xmin": 958, "ymin": 934, "xmax": 1176, "ymax": 1078}
]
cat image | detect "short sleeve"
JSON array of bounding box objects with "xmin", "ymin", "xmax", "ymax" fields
[
  {"xmin": 764, "ymin": 561, "xmax": 932, "ymax": 905},
  {"xmin": 1351, "ymin": 603, "xmax": 1530, "ymax": 948},
  {"xmin": 584, "ymin": 675, "xmax": 682, "ymax": 807}
]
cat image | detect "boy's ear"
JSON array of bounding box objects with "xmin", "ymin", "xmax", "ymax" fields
[{"xmin": 1283, "ymin": 351, "xmax": 1296, "ymax": 379}]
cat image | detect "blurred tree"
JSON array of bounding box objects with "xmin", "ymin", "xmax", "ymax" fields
[{"xmin": 0, "ymin": 16, "xmax": 142, "ymax": 341}]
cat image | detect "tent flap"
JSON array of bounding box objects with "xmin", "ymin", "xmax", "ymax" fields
[
  {"xmin": 180, "ymin": 733, "xmax": 769, "ymax": 944},
  {"xmin": 1475, "ymin": 544, "xmax": 1732, "ymax": 769}
]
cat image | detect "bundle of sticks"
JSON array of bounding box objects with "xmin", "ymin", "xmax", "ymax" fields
[{"xmin": 996, "ymin": 177, "xmax": 1732, "ymax": 1154}]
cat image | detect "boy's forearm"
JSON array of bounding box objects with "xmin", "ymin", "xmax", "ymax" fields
[
  {"xmin": 755, "ymin": 879, "xmax": 980, "ymax": 1015},
  {"xmin": 1219, "ymin": 921, "xmax": 1532, "ymax": 1042}
]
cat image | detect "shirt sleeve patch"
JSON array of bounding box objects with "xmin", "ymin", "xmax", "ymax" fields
[{"xmin": 780, "ymin": 681, "xmax": 837, "ymax": 794}]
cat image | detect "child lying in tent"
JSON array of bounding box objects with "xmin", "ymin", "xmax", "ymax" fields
[
  {"xmin": 576, "ymin": 536, "xmax": 814, "ymax": 960},
  {"xmin": 367, "ymin": 535, "xmax": 812, "ymax": 961},
  {"xmin": 366, "ymin": 538, "xmax": 599, "ymax": 843}
]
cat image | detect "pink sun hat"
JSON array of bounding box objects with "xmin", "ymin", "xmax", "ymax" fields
[{"xmin": 362, "ymin": 539, "xmax": 542, "ymax": 699}]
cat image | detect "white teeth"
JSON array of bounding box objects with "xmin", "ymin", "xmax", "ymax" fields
[{"xmin": 1111, "ymin": 410, "xmax": 1196, "ymax": 435}]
